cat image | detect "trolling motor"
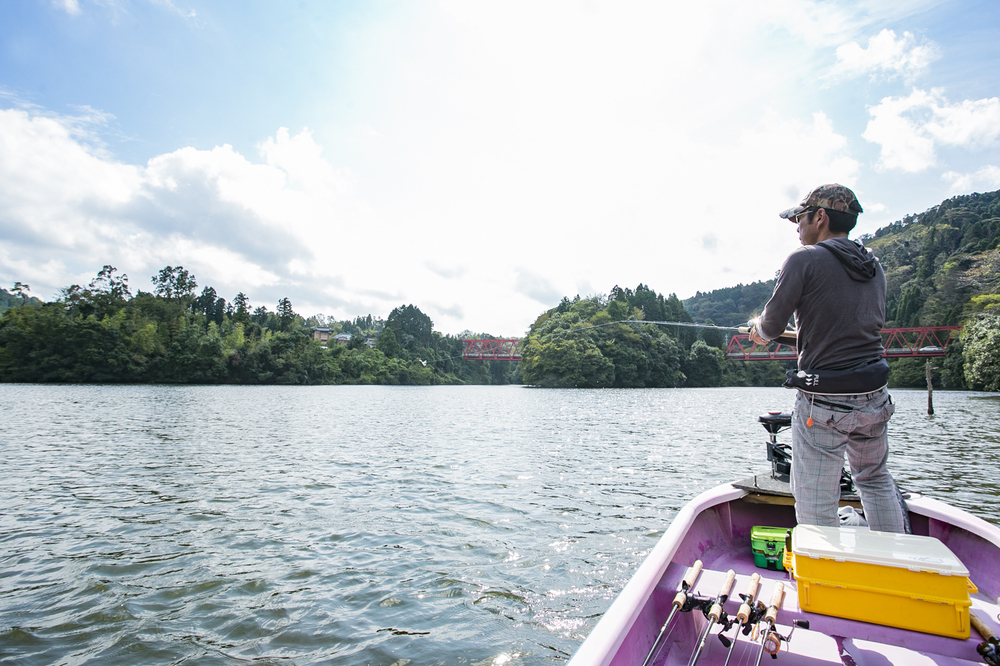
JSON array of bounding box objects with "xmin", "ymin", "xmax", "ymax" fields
[
  {"xmin": 758, "ymin": 412, "xmax": 793, "ymax": 480},
  {"xmin": 758, "ymin": 411, "xmax": 855, "ymax": 493}
]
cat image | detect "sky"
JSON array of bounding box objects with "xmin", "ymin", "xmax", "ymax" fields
[{"xmin": 2, "ymin": 0, "xmax": 1000, "ymax": 336}]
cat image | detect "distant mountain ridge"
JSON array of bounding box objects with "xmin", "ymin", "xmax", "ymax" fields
[{"xmin": 0, "ymin": 288, "xmax": 42, "ymax": 314}]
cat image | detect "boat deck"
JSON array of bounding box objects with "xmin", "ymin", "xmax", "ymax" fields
[{"xmin": 641, "ymin": 492, "xmax": 1000, "ymax": 666}]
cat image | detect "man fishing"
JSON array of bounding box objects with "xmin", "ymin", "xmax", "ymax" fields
[{"xmin": 748, "ymin": 184, "xmax": 905, "ymax": 533}]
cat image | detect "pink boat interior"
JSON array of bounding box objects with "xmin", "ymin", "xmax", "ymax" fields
[{"xmin": 602, "ymin": 488, "xmax": 1000, "ymax": 666}]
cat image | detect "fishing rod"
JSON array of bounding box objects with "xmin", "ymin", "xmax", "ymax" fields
[
  {"xmin": 739, "ymin": 319, "xmax": 798, "ymax": 347},
  {"xmin": 539, "ymin": 317, "xmax": 796, "ymax": 342},
  {"xmin": 753, "ymin": 582, "xmax": 808, "ymax": 664},
  {"xmin": 688, "ymin": 569, "xmax": 736, "ymax": 666},
  {"xmin": 720, "ymin": 572, "xmax": 761, "ymax": 666},
  {"xmin": 641, "ymin": 560, "xmax": 703, "ymax": 666},
  {"xmin": 973, "ymin": 611, "xmax": 1000, "ymax": 665},
  {"xmin": 620, "ymin": 320, "xmax": 741, "ymax": 331},
  {"xmin": 754, "ymin": 582, "xmax": 784, "ymax": 666}
]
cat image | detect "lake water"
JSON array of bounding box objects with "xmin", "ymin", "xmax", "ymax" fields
[{"xmin": 1, "ymin": 385, "xmax": 998, "ymax": 665}]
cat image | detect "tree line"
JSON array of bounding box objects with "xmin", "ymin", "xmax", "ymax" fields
[
  {"xmin": 2, "ymin": 190, "xmax": 998, "ymax": 390},
  {"xmin": 0, "ymin": 267, "xmax": 517, "ymax": 385},
  {"xmin": 519, "ymin": 285, "xmax": 791, "ymax": 388}
]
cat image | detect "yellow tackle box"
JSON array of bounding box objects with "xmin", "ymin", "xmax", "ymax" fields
[{"xmin": 783, "ymin": 525, "xmax": 975, "ymax": 639}]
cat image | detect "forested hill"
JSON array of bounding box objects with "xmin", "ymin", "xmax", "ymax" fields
[
  {"xmin": 684, "ymin": 280, "xmax": 776, "ymax": 328},
  {"xmin": 683, "ymin": 189, "xmax": 1000, "ymax": 329},
  {"xmin": 865, "ymin": 189, "xmax": 1000, "ymax": 327},
  {"xmin": 0, "ymin": 288, "xmax": 42, "ymax": 314}
]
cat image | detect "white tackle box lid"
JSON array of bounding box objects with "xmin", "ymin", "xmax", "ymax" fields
[{"xmin": 792, "ymin": 525, "xmax": 969, "ymax": 576}]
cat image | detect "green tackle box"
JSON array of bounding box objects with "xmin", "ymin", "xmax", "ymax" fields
[{"xmin": 751, "ymin": 526, "xmax": 790, "ymax": 571}]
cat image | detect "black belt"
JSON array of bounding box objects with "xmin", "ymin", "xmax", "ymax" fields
[{"xmin": 808, "ymin": 391, "xmax": 890, "ymax": 413}]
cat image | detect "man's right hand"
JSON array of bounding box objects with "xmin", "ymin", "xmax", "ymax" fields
[{"xmin": 747, "ymin": 319, "xmax": 768, "ymax": 345}]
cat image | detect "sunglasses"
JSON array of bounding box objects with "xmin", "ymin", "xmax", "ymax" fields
[{"xmin": 793, "ymin": 208, "xmax": 816, "ymax": 224}]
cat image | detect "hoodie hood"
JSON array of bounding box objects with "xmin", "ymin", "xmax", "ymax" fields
[{"xmin": 816, "ymin": 237, "xmax": 878, "ymax": 281}]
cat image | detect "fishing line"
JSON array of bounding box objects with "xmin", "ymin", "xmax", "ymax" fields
[
  {"xmin": 413, "ymin": 320, "xmax": 742, "ymax": 366},
  {"xmin": 525, "ymin": 319, "xmax": 741, "ymax": 347}
]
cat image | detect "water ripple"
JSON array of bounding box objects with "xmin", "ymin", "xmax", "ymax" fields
[{"xmin": 0, "ymin": 385, "xmax": 997, "ymax": 665}]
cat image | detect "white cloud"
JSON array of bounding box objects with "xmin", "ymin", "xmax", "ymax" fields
[
  {"xmin": 925, "ymin": 97, "xmax": 1000, "ymax": 148},
  {"xmin": 149, "ymin": 0, "xmax": 197, "ymax": 20},
  {"xmin": 515, "ymin": 269, "xmax": 563, "ymax": 307},
  {"xmin": 829, "ymin": 29, "xmax": 939, "ymax": 81},
  {"xmin": 0, "ymin": 109, "xmax": 346, "ymax": 306},
  {"xmin": 56, "ymin": 0, "xmax": 81, "ymax": 15},
  {"xmin": 863, "ymin": 89, "xmax": 1000, "ymax": 172},
  {"xmin": 0, "ymin": 0, "xmax": 977, "ymax": 335},
  {"xmin": 942, "ymin": 166, "xmax": 1000, "ymax": 195}
]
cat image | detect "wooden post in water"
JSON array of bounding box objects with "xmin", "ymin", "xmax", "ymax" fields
[{"xmin": 926, "ymin": 358, "xmax": 934, "ymax": 416}]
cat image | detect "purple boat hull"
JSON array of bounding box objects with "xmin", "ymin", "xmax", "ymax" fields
[{"xmin": 568, "ymin": 482, "xmax": 1000, "ymax": 666}]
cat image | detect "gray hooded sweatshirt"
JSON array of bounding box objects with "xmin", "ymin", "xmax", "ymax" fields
[{"xmin": 758, "ymin": 237, "xmax": 886, "ymax": 372}]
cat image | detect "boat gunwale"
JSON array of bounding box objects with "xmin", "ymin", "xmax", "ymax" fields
[{"xmin": 567, "ymin": 482, "xmax": 744, "ymax": 666}]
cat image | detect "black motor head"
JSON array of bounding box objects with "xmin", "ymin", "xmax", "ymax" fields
[{"xmin": 759, "ymin": 411, "xmax": 792, "ymax": 435}]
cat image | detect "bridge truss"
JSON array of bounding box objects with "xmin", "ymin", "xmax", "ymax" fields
[
  {"xmin": 724, "ymin": 326, "xmax": 962, "ymax": 361},
  {"xmin": 462, "ymin": 339, "xmax": 522, "ymax": 361}
]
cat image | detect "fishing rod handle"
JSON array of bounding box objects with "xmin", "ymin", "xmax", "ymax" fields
[
  {"xmin": 682, "ymin": 560, "xmax": 703, "ymax": 590},
  {"xmin": 708, "ymin": 570, "xmax": 737, "ymax": 623},
  {"xmin": 737, "ymin": 573, "xmax": 762, "ymax": 623},
  {"xmin": 673, "ymin": 560, "xmax": 704, "ymax": 608},
  {"xmin": 764, "ymin": 582, "xmax": 785, "ymax": 626},
  {"xmin": 973, "ymin": 611, "xmax": 998, "ymax": 641},
  {"xmin": 719, "ymin": 569, "xmax": 737, "ymax": 599}
]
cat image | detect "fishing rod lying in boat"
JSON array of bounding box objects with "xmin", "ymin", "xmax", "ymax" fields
[
  {"xmin": 720, "ymin": 572, "xmax": 761, "ymax": 666},
  {"xmin": 755, "ymin": 582, "xmax": 784, "ymax": 666},
  {"xmin": 688, "ymin": 569, "xmax": 736, "ymax": 666},
  {"xmin": 640, "ymin": 560, "xmax": 703, "ymax": 666},
  {"xmin": 753, "ymin": 581, "xmax": 809, "ymax": 665},
  {"xmin": 973, "ymin": 611, "xmax": 1000, "ymax": 666}
]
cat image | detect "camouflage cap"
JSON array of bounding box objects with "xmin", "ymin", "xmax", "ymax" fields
[{"xmin": 779, "ymin": 183, "xmax": 864, "ymax": 220}]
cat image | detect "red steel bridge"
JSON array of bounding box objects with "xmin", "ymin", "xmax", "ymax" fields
[
  {"xmin": 462, "ymin": 339, "xmax": 522, "ymax": 361},
  {"xmin": 724, "ymin": 326, "xmax": 962, "ymax": 361},
  {"xmin": 461, "ymin": 326, "xmax": 962, "ymax": 362}
]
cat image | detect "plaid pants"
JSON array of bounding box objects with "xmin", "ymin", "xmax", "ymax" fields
[{"xmin": 790, "ymin": 387, "xmax": 905, "ymax": 533}]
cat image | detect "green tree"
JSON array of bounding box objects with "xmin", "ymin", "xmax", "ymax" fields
[
  {"xmin": 90, "ymin": 265, "xmax": 131, "ymax": 300},
  {"xmin": 232, "ymin": 292, "xmax": 251, "ymax": 325},
  {"xmin": 11, "ymin": 282, "xmax": 30, "ymax": 300},
  {"xmin": 151, "ymin": 266, "xmax": 197, "ymax": 300},
  {"xmin": 701, "ymin": 318, "xmax": 725, "ymax": 349},
  {"xmin": 962, "ymin": 313, "xmax": 1000, "ymax": 390},
  {"xmin": 375, "ymin": 327, "xmax": 402, "ymax": 358},
  {"xmin": 387, "ymin": 304, "xmax": 433, "ymax": 351},
  {"xmin": 684, "ymin": 340, "xmax": 724, "ymax": 387},
  {"xmin": 277, "ymin": 297, "xmax": 296, "ymax": 331},
  {"xmin": 521, "ymin": 336, "xmax": 615, "ymax": 387}
]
